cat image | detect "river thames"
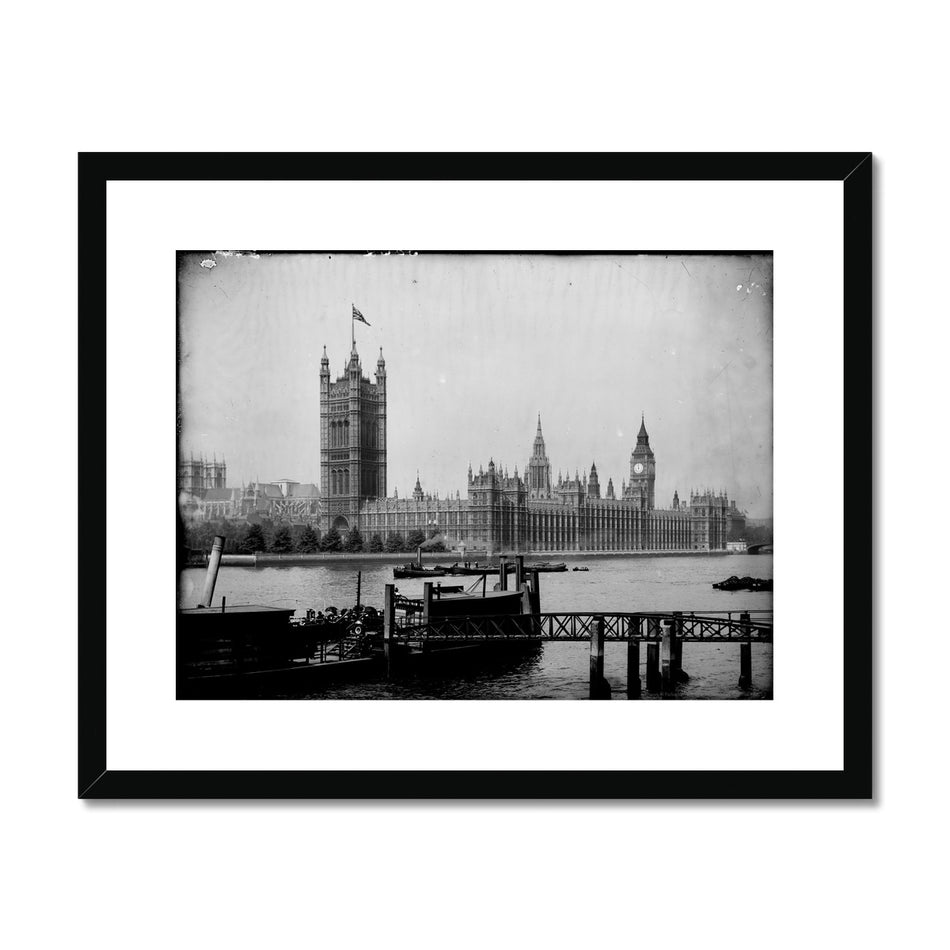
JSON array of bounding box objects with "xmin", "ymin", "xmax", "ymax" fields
[{"xmin": 179, "ymin": 553, "xmax": 773, "ymax": 699}]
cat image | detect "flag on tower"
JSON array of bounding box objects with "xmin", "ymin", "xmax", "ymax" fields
[{"xmin": 352, "ymin": 305, "xmax": 371, "ymax": 326}]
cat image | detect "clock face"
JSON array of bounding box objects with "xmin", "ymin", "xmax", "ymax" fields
[{"xmin": 633, "ymin": 463, "xmax": 644, "ymax": 474}]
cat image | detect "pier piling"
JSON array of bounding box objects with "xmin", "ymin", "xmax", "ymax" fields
[
  {"xmin": 519, "ymin": 578, "xmax": 532, "ymax": 614},
  {"xmin": 738, "ymin": 610, "xmax": 752, "ymax": 689},
  {"xmin": 661, "ymin": 620, "xmax": 675, "ymax": 694},
  {"xmin": 589, "ymin": 615, "xmax": 606, "ymax": 699},
  {"xmin": 499, "ymin": 556, "xmax": 508, "ymax": 591},
  {"xmin": 422, "ymin": 582, "xmax": 433, "ymax": 624},
  {"xmin": 646, "ymin": 618, "xmax": 661, "ymax": 692},
  {"xmin": 515, "ymin": 555, "xmax": 524, "ymax": 590},
  {"xmin": 626, "ymin": 615, "xmax": 641, "ymax": 699},
  {"xmin": 383, "ymin": 583, "xmax": 396, "ymax": 679},
  {"xmin": 646, "ymin": 643, "xmax": 660, "ymax": 692},
  {"xmin": 672, "ymin": 610, "xmax": 684, "ymax": 680}
]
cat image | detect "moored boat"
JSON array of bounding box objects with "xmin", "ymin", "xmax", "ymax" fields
[
  {"xmin": 178, "ymin": 602, "xmax": 383, "ymax": 693},
  {"xmin": 440, "ymin": 561, "xmax": 516, "ymax": 575},
  {"xmin": 393, "ymin": 564, "xmax": 448, "ymax": 578},
  {"xmin": 712, "ymin": 575, "xmax": 773, "ymax": 592},
  {"xmin": 427, "ymin": 587, "xmax": 527, "ymax": 617},
  {"xmin": 439, "ymin": 559, "xmax": 566, "ymax": 574}
]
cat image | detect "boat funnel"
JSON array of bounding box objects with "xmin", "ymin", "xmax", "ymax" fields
[{"xmin": 198, "ymin": 536, "xmax": 225, "ymax": 608}]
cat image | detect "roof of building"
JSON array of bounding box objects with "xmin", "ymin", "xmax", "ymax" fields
[
  {"xmin": 287, "ymin": 482, "xmax": 320, "ymax": 498},
  {"xmin": 202, "ymin": 488, "xmax": 236, "ymax": 501}
]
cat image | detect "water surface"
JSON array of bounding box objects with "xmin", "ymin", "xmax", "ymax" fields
[{"xmin": 179, "ymin": 553, "xmax": 773, "ymax": 699}]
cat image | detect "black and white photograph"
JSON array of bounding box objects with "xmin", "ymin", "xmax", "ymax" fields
[{"xmin": 177, "ymin": 251, "xmax": 773, "ymax": 700}]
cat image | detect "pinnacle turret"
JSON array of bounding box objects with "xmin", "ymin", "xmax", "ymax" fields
[
  {"xmin": 526, "ymin": 412, "xmax": 553, "ymax": 499},
  {"xmin": 588, "ymin": 460, "xmax": 601, "ymax": 499},
  {"xmin": 637, "ymin": 413, "xmax": 649, "ymax": 443}
]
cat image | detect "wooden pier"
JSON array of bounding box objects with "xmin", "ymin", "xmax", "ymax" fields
[{"xmin": 386, "ymin": 591, "xmax": 773, "ymax": 698}]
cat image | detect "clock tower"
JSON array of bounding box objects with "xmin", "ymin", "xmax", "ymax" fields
[{"xmin": 628, "ymin": 414, "xmax": 656, "ymax": 509}]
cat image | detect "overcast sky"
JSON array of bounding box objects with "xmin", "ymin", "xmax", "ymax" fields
[{"xmin": 178, "ymin": 252, "xmax": 772, "ymax": 517}]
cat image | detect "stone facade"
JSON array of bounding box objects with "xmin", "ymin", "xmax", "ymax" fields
[
  {"xmin": 336, "ymin": 380, "xmax": 741, "ymax": 552},
  {"xmin": 178, "ymin": 455, "xmax": 227, "ymax": 494},
  {"xmin": 360, "ymin": 484, "xmax": 468, "ymax": 543},
  {"xmin": 179, "ymin": 478, "xmax": 321, "ymax": 525},
  {"xmin": 179, "ymin": 349, "xmax": 745, "ymax": 550},
  {"xmin": 319, "ymin": 345, "xmax": 386, "ymax": 532},
  {"xmin": 454, "ymin": 419, "xmax": 736, "ymax": 552}
]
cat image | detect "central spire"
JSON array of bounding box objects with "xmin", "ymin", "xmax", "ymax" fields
[{"xmin": 532, "ymin": 412, "xmax": 547, "ymax": 457}]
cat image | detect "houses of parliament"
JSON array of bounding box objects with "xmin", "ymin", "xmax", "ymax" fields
[{"xmin": 320, "ymin": 344, "xmax": 743, "ymax": 552}]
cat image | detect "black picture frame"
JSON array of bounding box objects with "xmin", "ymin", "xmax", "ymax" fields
[{"xmin": 78, "ymin": 152, "xmax": 872, "ymax": 799}]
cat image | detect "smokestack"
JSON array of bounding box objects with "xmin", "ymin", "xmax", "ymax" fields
[{"xmin": 198, "ymin": 536, "xmax": 225, "ymax": 608}]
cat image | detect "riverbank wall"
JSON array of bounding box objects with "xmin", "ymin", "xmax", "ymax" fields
[{"xmin": 208, "ymin": 549, "xmax": 736, "ymax": 567}]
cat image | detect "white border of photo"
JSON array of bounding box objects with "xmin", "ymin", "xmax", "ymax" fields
[{"xmin": 105, "ymin": 178, "xmax": 842, "ymax": 772}]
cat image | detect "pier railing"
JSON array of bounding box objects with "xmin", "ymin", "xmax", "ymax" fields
[
  {"xmin": 388, "ymin": 608, "xmax": 772, "ymax": 697},
  {"xmin": 396, "ymin": 610, "xmax": 772, "ymax": 643}
]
